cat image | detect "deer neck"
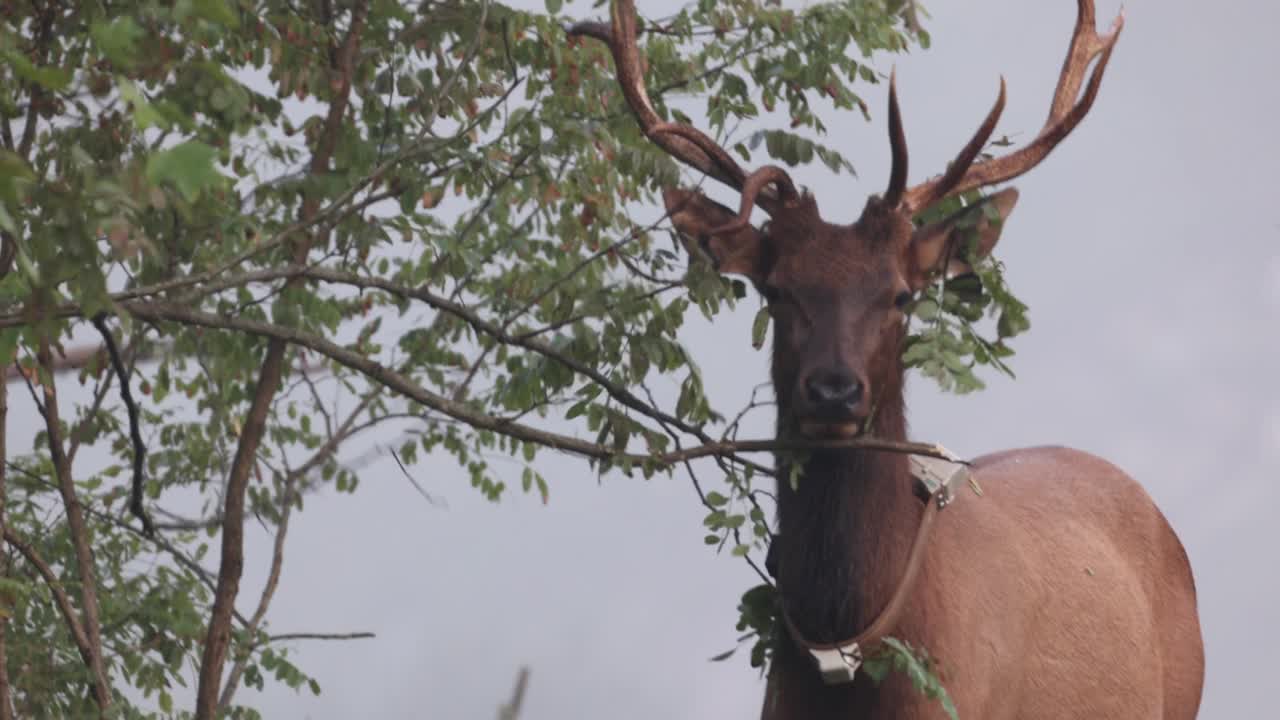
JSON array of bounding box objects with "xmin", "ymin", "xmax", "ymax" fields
[{"xmin": 773, "ymin": 369, "xmax": 918, "ymax": 644}]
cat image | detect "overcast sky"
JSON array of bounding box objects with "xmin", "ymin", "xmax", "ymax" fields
[{"xmin": 9, "ymin": 0, "xmax": 1278, "ymax": 717}]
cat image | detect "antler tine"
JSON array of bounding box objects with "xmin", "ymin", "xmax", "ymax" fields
[
  {"xmin": 883, "ymin": 69, "xmax": 909, "ymax": 208},
  {"xmin": 1049, "ymin": 0, "xmax": 1125, "ymax": 125},
  {"xmin": 568, "ymin": 0, "xmax": 752, "ymax": 194},
  {"xmin": 709, "ymin": 166, "xmax": 800, "ymax": 236},
  {"xmin": 900, "ymin": 77, "xmax": 1006, "ymax": 213},
  {"xmin": 650, "ymin": 123, "xmax": 762, "ymax": 197},
  {"xmin": 897, "ymin": 0, "xmax": 1123, "ymax": 214}
]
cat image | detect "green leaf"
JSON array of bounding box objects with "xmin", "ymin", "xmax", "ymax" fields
[
  {"xmin": 89, "ymin": 17, "xmax": 145, "ymax": 68},
  {"xmin": 867, "ymin": 638, "xmax": 960, "ymax": 720},
  {"xmin": 0, "ymin": 150, "xmax": 33, "ymax": 221},
  {"xmin": 192, "ymin": 0, "xmax": 241, "ymax": 28},
  {"xmin": 709, "ymin": 647, "xmax": 736, "ymax": 662},
  {"xmin": 912, "ymin": 299, "xmax": 940, "ymax": 321},
  {"xmin": 0, "ymin": 150, "xmax": 35, "ymax": 186},
  {"xmin": 146, "ymin": 141, "xmax": 222, "ymax": 201},
  {"xmin": 118, "ymin": 80, "xmax": 168, "ymax": 130},
  {"xmin": 0, "ymin": 50, "xmax": 71, "ymax": 90},
  {"xmin": 997, "ymin": 309, "xmax": 1030, "ymax": 338},
  {"xmin": 751, "ymin": 306, "xmax": 770, "ymax": 350}
]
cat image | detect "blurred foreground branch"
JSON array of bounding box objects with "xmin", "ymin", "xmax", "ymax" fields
[{"xmin": 497, "ymin": 667, "xmax": 530, "ymax": 720}]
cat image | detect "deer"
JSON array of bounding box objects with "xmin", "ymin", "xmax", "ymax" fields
[{"xmin": 570, "ymin": 1, "xmax": 1203, "ymax": 718}]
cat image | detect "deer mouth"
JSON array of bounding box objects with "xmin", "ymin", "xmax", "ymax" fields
[{"xmin": 799, "ymin": 421, "xmax": 863, "ymax": 439}]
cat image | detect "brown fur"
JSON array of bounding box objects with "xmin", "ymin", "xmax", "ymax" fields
[{"xmin": 665, "ymin": 191, "xmax": 1204, "ymax": 719}]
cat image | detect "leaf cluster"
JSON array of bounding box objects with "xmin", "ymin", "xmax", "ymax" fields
[{"xmin": 904, "ymin": 192, "xmax": 1031, "ymax": 394}]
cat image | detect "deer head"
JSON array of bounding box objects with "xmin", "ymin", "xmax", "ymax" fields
[{"xmin": 571, "ymin": 0, "xmax": 1123, "ymax": 439}]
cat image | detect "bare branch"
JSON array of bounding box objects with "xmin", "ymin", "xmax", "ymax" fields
[
  {"xmin": 388, "ymin": 446, "xmax": 445, "ymax": 507},
  {"xmin": 266, "ymin": 632, "xmax": 375, "ymax": 643},
  {"xmin": 218, "ymin": 471, "xmax": 298, "ymax": 710},
  {"xmin": 66, "ymin": 348, "xmax": 118, "ymax": 466},
  {"xmin": 496, "ymin": 667, "xmax": 530, "ymax": 720},
  {"xmin": 34, "ymin": 339, "xmax": 111, "ymax": 710},
  {"xmin": 90, "ymin": 315, "xmax": 154, "ymax": 537},
  {"xmin": 290, "ymin": 387, "xmax": 381, "ymax": 492},
  {"xmin": 0, "ymin": 232, "xmax": 15, "ymax": 285},
  {"xmin": 0, "ymin": 377, "xmax": 13, "ymax": 720}
]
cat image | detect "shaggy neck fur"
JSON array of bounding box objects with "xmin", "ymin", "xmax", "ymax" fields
[{"xmin": 773, "ymin": 335, "xmax": 921, "ymax": 643}]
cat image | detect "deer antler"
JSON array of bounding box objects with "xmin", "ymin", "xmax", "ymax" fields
[
  {"xmin": 883, "ymin": 71, "xmax": 909, "ymax": 208},
  {"xmin": 893, "ymin": 0, "xmax": 1124, "ymax": 215},
  {"xmin": 568, "ymin": 0, "xmax": 798, "ymax": 231}
]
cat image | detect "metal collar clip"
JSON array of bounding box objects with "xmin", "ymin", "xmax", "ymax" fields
[{"xmin": 909, "ymin": 448, "xmax": 969, "ymax": 510}]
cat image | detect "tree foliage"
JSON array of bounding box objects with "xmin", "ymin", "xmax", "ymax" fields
[{"xmin": 0, "ymin": 0, "xmax": 1015, "ymax": 716}]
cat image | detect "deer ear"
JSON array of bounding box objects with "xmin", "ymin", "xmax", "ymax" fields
[
  {"xmin": 663, "ymin": 188, "xmax": 769, "ymax": 282},
  {"xmin": 909, "ymin": 187, "xmax": 1019, "ymax": 289}
]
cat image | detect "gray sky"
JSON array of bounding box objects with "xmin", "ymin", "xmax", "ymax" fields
[{"xmin": 9, "ymin": 0, "xmax": 1278, "ymax": 717}]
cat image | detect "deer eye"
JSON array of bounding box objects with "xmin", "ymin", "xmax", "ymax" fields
[{"xmin": 894, "ymin": 290, "xmax": 913, "ymax": 310}]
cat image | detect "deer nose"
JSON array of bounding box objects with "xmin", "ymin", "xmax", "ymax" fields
[{"xmin": 805, "ymin": 370, "xmax": 863, "ymax": 412}]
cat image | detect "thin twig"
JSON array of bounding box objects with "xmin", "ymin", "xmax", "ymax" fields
[
  {"xmin": 642, "ymin": 385, "xmax": 772, "ymax": 585},
  {"xmin": 267, "ymin": 632, "xmax": 375, "ymax": 642},
  {"xmin": 66, "ymin": 344, "xmax": 119, "ymax": 465},
  {"xmin": 90, "ymin": 314, "xmax": 154, "ymax": 537},
  {"xmin": 387, "ymin": 446, "xmax": 445, "ymax": 507}
]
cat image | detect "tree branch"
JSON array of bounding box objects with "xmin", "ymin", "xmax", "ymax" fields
[
  {"xmin": 34, "ymin": 339, "xmax": 111, "ymax": 711},
  {"xmin": 0, "ymin": 376, "xmax": 13, "ymax": 720},
  {"xmin": 266, "ymin": 632, "xmax": 375, "ymax": 642},
  {"xmin": 16, "ymin": 5, "xmax": 55, "ymax": 158},
  {"xmin": 301, "ymin": 266, "xmax": 708, "ymax": 445},
  {"xmin": 496, "ymin": 666, "xmax": 530, "ymax": 720},
  {"xmin": 217, "ymin": 471, "xmax": 298, "ymax": 710},
  {"xmin": 0, "ymin": 232, "xmax": 16, "ymax": 285},
  {"xmin": 193, "ymin": 3, "xmax": 371, "ymax": 715},
  {"xmin": 118, "ymin": 300, "xmax": 959, "ymax": 466},
  {"xmin": 90, "ymin": 315, "xmax": 154, "ymax": 537}
]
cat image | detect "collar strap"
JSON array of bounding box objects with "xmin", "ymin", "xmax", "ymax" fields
[{"xmin": 779, "ymin": 448, "xmax": 970, "ymax": 685}]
